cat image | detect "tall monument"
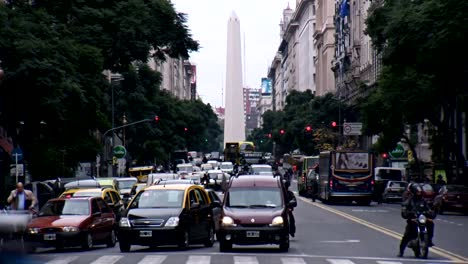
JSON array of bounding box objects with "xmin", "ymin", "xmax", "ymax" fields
[{"xmin": 224, "ymin": 11, "xmax": 245, "ymax": 145}]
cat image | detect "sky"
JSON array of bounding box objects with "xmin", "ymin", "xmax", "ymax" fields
[{"xmin": 171, "ymin": 0, "xmax": 296, "ymax": 108}]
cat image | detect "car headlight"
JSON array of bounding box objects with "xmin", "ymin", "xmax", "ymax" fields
[
  {"xmin": 418, "ymin": 215, "xmax": 427, "ymax": 224},
  {"xmin": 221, "ymin": 216, "xmax": 236, "ymax": 227},
  {"xmin": 62, "ymin": 226, "xmax": 79, "ymax": 232},
  {"xmin": 165, "ymin": 217, "xmax": 180, "ymax": 227},
  {"xmin": 119, "ymin": 217, "xmax": 131, "ymax": 227},
  {"xmin": 28, "ymin": 227, "xmax": 40, "ymax": 234},
  {"xmin": 270, "ymin": 216, "xmax": 284, "ymax": 226}
]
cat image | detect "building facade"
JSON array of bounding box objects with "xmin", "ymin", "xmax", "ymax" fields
[
  {"xmin": 243, "ymin": 88, "xmax": 260, "ymax": 135},
  {"xmin": 314, "ymin": 0, "xmax": 336, "ymax": 96}
]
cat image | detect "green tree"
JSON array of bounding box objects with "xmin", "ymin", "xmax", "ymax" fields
[{"xmin": 364, "ymin": 0, "xmax": 468, "ymax": 179}]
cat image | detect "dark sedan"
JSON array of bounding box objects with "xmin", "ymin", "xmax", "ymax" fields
[{"xmin": 434, "ymin": 185, "xmax": 468, "ymax": 215}]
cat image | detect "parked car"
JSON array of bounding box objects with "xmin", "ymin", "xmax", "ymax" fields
[
  {"xmin": 118, "ymin": 184, "xmax": 218, "ymax": 252},
  {"xmin": 433, "ymin": 185, "xmax": 468, "ymax": 215},
  {"xmin": 382, "ymin": 181, "xmax": 407, "ymax": 203},
  {"xmin": 25, "ymin": 197, "xmax": 116, "ymax": 251}
]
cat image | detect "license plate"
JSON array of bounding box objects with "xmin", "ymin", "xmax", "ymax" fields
[
  {"xmin": 44, "ymin": 234, "xmax": 56, "ymax": 241},
  {"xmin": 246, "ymin": 231, "xmax": 260, "ymax": 238},
  {"xmin": 140, "ymin": 231, "xmax": 152, "ymax": 237}
]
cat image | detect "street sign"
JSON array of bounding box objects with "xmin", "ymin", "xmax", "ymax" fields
[
  {"xmin": 12, "ymin": 147, "xmax": 23, "ymax": 162},
  {"xmin": 113, "ymin": 145, "xmax": 127, "ymax": 159},
  {"xmin": 342, "ymin": 123, "xmax": 362, "ymax": 136},
  {"xmin": 389, "ymin": 143, "xmax": 406, "ymax": 159}
]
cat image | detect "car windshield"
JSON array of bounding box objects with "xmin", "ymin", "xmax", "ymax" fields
[
  {"xmin": 228, "ymin": 188, "xmax": 283, "ymax": 208},
  {"xmin": 252, "ymin": 167, "xmax": 272, "ymax": 174},
  {"xmin": 39, "ymin": 200, "xmax": 90, "ymax": 216},
  {"xmin": 129, "ymin": 189, "xmax": 184, "ymax": 208},
  {"xmin": 220, "ymin": 164, "xmax": 233, "ymax": 170},
  {"xmin": 118, "ymin": 180, "xmax": 137, "ymax": 189}
]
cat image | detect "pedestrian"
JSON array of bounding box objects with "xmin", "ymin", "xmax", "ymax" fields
[
  {"xmin": 311, "ymin": 178, "xmax": 319, "ymax": 202},
  {"xmin": 284, "ymin": 181, "xmax": 297, "ymax": 237},
  {"xmin": 7, "ymin": 182, "xmax": 37, "ymax": 211},
  {"xmin": 436, "ymin": 175, "xmax": 446, "ymax": 186}
]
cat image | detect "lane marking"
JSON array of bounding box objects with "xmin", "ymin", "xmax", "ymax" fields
[
  {"xmin": 327, "ymin": 259, "xmax": 356, "ymax": 264},
  {"xmin": 320, "ymin": 239, "xmax": 360, "ymax": 243},
  {"xmin": 234, "ymin": 256, "xmax": 259, "ymax": 264},
  {"xmin": 377, "ymin": 261, "xmax": 403, "ymax": 264},
  {"xmin": 45, "ymin": 256, "xmax": 79, "ymax": 264},
  {"xmin": 281, "ymin": 257, "xmax": 307, "ymax": 264},
  {"xmin": 298, "ymin": 196, "xmax": 468, "ymax": 263},
  {"xmin": 137, "ymin": 255, "xmax": 167, "ymax": 264},
  {"xmin": 90, "ymin": 255, "xmax": 123, "ymax": 264},
  {"xmin": 186, "ymin": 255, "xmax": 211, "ymax": 264}
]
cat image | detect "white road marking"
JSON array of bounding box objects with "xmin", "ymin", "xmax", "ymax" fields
[
  {"xmin": 45, "ymin": 256, "xmax": 79, "ymax": 264},
  {"xmin": 377, "ymin": 261, "xmax": 403, "ymax": 264},
  {"xmin": 351, "ymin": 209, "xmax": 389, "ymax": 213},
  {"xmin": 186, "ymin": 255, "xmax": 211, "ymax": 264},
  {"xmin": 137, "ymin": 255, "xmax": 167, "ymax": 264},
  {"xmin": 234, "ymin": 256, "xmax": 259, "ymax": 264},
  {"xmin": 321, "ymin": 239, "xmax": 360, "ymax": 243},
  {"xmin": 90, "ymin": 255, "xmax": 123, "ymax": 264},
  {"xmin": 327, "ymin": 259, "xmax": 356, "ymax": 264},
  {"xmin": 281, "ymin": 257, "xmax": 307, "ymax": 264}
]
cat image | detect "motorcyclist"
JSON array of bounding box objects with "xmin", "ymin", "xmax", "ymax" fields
[
  {"xmin": 284, "ymin": 181, "xmax": 297, "ymax": 237},
  {"xmin": 398, "ymin": 184, "xmax": 435, "ymax": 257}
]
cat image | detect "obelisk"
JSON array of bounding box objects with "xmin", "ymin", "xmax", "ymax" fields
[{"xmin": 224, "ymin": 11, "xmax": 245, "ymax": 146}]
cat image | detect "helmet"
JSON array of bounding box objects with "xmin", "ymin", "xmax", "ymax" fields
[{"xmin": 410, "ymin": 184, "xmax": 423, "ymax": 199}]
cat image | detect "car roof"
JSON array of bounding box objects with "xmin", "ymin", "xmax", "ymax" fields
[
  {"xmin": 115, "ymin": 177, "xmax": 137, "ymax": 181},
  {"xmin": 207, "ymin": 170, "xmax": 223, "ymax": 173},
  {"xmin": 251, "ymin": 164, "xmax": 272, "ymax": 168},
  {"xmin": 145, "ymin": 184, "xmax": 196, "ymax": 191},
  {"xmin": 229, "ymin": 175, "xmax": 281, "ymax": 188},
  {"xmin": 49, "ymin": 196, "xmax": 95, "ymax": 202}
]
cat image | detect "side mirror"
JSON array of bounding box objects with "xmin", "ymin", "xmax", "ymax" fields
[
  {"xmin": 191, "ymin": 202, "xmax": 200, "ymax": 209},
  {"xmin": 211, "ymin": 201, "xmax": 222, "ymax": 208},
  {"xmin": 93, "ymin": 212, "xmax": 101, "ymax": 217},
  {"xmin": 288, "ymin": 200, "xmax": 297, "ymax": 208}
]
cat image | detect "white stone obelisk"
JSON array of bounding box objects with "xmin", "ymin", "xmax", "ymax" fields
[{"xmin": 224, "ymin": 11, "xmax": 245, "ymax": 146}]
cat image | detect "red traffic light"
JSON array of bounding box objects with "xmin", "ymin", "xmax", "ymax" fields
[
  {"xmin": 331, "ymin": 121, "xmax": 337, "ymax": 127},
  {"xmin": 268, "ymin": 133, "xmax": 272, "ymax": 138},
  {"xmin": 280, "ymin": 129, "xmax": 285, "ymax": 135},
  {"xmin": 154, "ymin": 115, "xmax": 160, "ymax": 122},
  {"xmin": 184, "ymin": 127, "xmax": 188, "ymax": 132},
  {"xmin": 305, "ymin": 126, "xmax": 312, "ymax": 132},
  {"xmin": 382, "ymin": 153, "xmax": 388, "ymax": 158}
]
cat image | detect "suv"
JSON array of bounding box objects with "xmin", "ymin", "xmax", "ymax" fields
[{"xmin": 218, "ymin": 175, "xmax": 293, "ymax": 252}]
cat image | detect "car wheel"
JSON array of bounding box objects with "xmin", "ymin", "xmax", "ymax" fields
[
  {"xmin": 82, "ymin": 233, "xmax": 93, "ymax": 250},
  {"xmin": 119, "ymin": 241, "xmax": 131, "ymax": 252},
  {"xmin": 219, "ymin": 240, "xmax": 232, "ymax": 252},
  {"xmin": 204, "ymin": 226, "xmax": 215, "ymax": 247},
  {"xmin": 178, "ymin": 230, "xmax": 189, "ymax": 250},
  {"xmin": 106, "ymin": 230, "xmax": 116, "ymax": 248},
  {"xmin": 279, "ymin": 235, "xmax": 289, "ymax": 252}
]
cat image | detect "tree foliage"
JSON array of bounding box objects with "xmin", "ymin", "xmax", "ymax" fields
[
  {"xmin": 0, "ymin": 0, "xmax": 220, "ymax": 180},
  {"xmin": 363, "ymin": 0, "xmax": 468, "ymax": 177}
]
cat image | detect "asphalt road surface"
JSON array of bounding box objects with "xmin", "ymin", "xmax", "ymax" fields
[{"xmin": 21, "ymin": 183, "xmax": 468, "ymax": 264}]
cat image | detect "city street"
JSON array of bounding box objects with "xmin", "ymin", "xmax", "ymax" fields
[{"xmin": 25, "ymin": 183, "xmax": 468, "ymax": 264}]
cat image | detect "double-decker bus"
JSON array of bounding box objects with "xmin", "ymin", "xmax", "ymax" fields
[
  {"xmin": 318, "ymin": 151, "xmax": 374, "ymax": 205},
  {"xmin": 298, "ymin": 156, "xmax": 319, "ymax": 197}
]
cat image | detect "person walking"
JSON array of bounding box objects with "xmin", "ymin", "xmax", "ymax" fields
[{"xmin": 7, "ymin": 182, "xmax": 37, "ymax": 211}]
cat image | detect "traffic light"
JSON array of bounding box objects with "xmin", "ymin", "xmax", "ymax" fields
[
  {"xmin": 331, "ymin": 121, "xmax": 337, "ymax": 128},
  {"xmin": 382, "ymin": 153, "xmax": 388, "ymax": 159},
  {"xmin": 279, "ymin": 129, "xmax": 285, "ymax": 135},
  {"xmin": 184, "ymin": 127, "xmax": 188, "ymax": 132},
  {"xmin": 305, "ymin": 126, "xmax": 312, "ymax": 132},
  {"xmin": 204, "ymin": 138, "xmax": 208, "ymax": 142},
  {"xmin": 268, "ymin": 133, "xmax": 272, "ymax": 138},
  {"xmin": 154, "ymin": 115, "xmax": 159, "ymax": 123}
]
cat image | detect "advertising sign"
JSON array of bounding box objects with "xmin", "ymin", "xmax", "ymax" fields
[
  {"xmin": 335, "ymin": 152, "xmax": 369, "ymax": 170},
  {"xmin": 261, "ymin": 78, "xmax": 272, "ymax": 95}
]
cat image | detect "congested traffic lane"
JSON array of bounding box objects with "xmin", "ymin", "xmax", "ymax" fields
[
  {"xmin": 313, "ymin": 199, "xmax": 468, "ymax": 260},
  {"xmin": 25, "ymin": 188, "xmax": 466, "ymax": 264}
]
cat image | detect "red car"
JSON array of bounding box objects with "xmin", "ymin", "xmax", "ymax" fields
[
  {"xmin": 25, "ymin": 196, "xmax": 116, "ymax": 251},
  {"xmin": 434, "ymin": 185, "xmax": 468, "ymax": 215}
]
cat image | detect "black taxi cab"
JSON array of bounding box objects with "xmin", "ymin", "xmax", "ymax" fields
[{"xmin": 118, "ymin": 184, "xmax": 218, "ymax": 252}]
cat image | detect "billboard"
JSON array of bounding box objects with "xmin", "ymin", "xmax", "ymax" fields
[
  {"xmin": 261, "ymin": 78, "xmax": 272, "ymax": 95},
  {"xmin": 335, "ymin": 152, "xmax": 369, "ymax": 170}
]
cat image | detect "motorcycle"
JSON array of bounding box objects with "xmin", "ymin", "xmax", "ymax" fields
[{"xmin": 407, "ymin": 213, "xmax": 431, "ymax": 259}]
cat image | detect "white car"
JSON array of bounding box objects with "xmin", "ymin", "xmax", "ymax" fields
[
  {"xmin": 251, "ymin": 164, "xmax": 273, "ymax": 175},
  {"xmin": 201, "ymin": 163, "xmax": 214, "ymax": 171},
  {"xmin": 220, "ymin": 162, "xmax": 234, "ymax": 174},
  {"xmin": 207, "ymin": 160, "xmax": 219, "ymax": 169}
]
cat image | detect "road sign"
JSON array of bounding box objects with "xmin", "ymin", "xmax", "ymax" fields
[
  {"xmin": 389, "ymin": 143, "xmax": 406, "ymax": 159},
  {"xmin": 12, "ymin": 147, "xmax": 23, "ymax": 162},
  {"xmin": 342, "ymin": 123, "xmax": 362, "ymax": 136},
  {"xmin": 113, "ymin": 145, "xmax": 127, "ymax": 159}
]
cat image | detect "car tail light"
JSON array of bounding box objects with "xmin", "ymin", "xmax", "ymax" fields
[
  {"xmin": 65, "ymin": 194, "xmax": 72, "ymax": 198},
  {"xmin": 329, "ymin": 179, "xmax": 333, "ymax": 188},
  {"xmin": 371, "ymin": 180, "xmax": 375, "ymax": 186}
]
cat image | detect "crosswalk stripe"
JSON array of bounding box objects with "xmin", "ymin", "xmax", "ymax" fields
[
  {"xmin": 327, "ymin": 259, "xmax": 355, "ymax": 264},
  {"xmin": 234, "ymin": 256, "xmax": 259, "ymax": 264},
  {"xmin": 89, "ymin": 255, "xmax": 123, "ymax": 264},
  {"xmin": 45, "ymin": 256, "xmax": 79, "ymax": 264},
  {"xmin": 186, "ymin": 255, "xmax": 211, "ymax": 264},
  {"xmin": 377, "ymin": 262, "xmax": 403, "ymax": 264},
  {"xmin": 137, "ymin": 255, "xmax": 168, "ymax": 264},
  {"xmin": 281, "ymin": 257, "xmax": 306, "ymax": 264}
]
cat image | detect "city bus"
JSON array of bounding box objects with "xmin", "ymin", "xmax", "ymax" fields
[
  {"xmin": 128, "ymin": 166, "xmax": 155, "ymax": 183},
  {"xmin": 224, "ymin": 141, "xmax": 256, "ymax": 165},
  {"xmin": 298, "ymin": 156, "xmax": 319, "ymax": 197},
  {"xmin": 318, "ymin": 151, "xmax": 375, "ymax": 205}
]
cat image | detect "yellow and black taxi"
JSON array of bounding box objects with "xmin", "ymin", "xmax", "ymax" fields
[
  {"xmin": 60, "ymin": 187, "xmax": 124, "ymax": 220},
  {"xmin": 118, "ymin": 184, "xmax": 218, "ymax": 252},
  {"xmin": 25, "ymin": 196, "xmax": 116, "ymax": 251}
]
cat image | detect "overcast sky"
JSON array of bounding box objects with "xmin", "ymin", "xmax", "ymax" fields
[{"xmin": 171, "ymin": 0, "xmax": 296, "ymax": 107}]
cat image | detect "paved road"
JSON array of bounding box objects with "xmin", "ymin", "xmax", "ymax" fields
[{"xmin": 23, "ymin": 186, "xmax": 467, "ymax": 264}]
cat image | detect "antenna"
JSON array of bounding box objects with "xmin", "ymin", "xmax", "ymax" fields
[{"xmin": 243, "ymin": 32, "xmax": 246, "ymax": 87}]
